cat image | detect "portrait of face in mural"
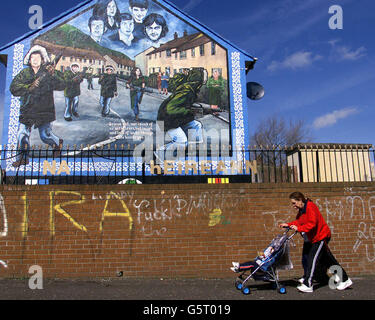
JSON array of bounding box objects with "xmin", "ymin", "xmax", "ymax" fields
[
  {"xmin": 88, "ymin": 15, "xmax": 107, "ymax": 43},
  {"xmin": 143, "ymin": 13, "xmax": 168, "ymax": 42},
  {"xmin": 120, "ymin": 15, "xmax": 135, "ymax": 36},
  {"xmin": 108, "ymin": 13, "xmax": 137, "ymax": 47},
  {"xmin": 93, "ymin": 0, "xmax": 121, "ymax": 32},
  {"xmin": 129, "ymin": 0, "xmax": 149, "ymax": 24}
]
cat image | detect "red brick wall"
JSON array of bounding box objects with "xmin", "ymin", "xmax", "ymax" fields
[{"xmin": 0, "ymin": 183, "xmax": 374, "ymax": 279}]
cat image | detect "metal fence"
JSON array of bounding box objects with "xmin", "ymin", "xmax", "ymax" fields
[{"xmin": 0, "ymin": 145, "xmax": 374, "ymax": 185}]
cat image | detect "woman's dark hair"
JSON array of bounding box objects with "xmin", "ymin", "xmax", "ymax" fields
[
  {"xmin": 119, "ymin": 12, "xmax": 133, "ymax": 22},
  {"xmin": 88, "ymin": 15, "xmax": 106, "ymax": 31},
  {"xmin": 28, "ymin": 51, "xmax": 44, "ymax": 65},
  {"xmin": 143, "ymin": 13, "xmax": 168, "ymax": 40},
  {"xmin": 131, "ymin": 67, "xmax": 143, "ymax": 77},
  {"xmin": 289, "ymin": 191, "xmax": 310, "ymax": 203},
  {"xmin": 129, "ymin": 0, "xmax": 149, "ymax": 9},
  {"xmin": 93, "ymin": 0, "xmax": 121, "ymax": 30}
]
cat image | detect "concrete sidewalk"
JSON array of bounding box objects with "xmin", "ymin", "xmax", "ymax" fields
[{"xmin": 0, "ymin": 276, "xmax": 374, "ymax": 300}]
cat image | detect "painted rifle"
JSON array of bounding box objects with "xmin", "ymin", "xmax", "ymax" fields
[
  {"xmin": 191, "ymin": 103, "xmax": 229, "ymax": 123},
  {"xmin": 72, "ymin": 64, "xmax": 94, "ymax": 82},
  {"xmin": 128, "ymin": 84, "xmax": 153, "ymax": 94},
  {"xmin": 23, "ymin": 52, "xmax": 63, "ymax": 109}
]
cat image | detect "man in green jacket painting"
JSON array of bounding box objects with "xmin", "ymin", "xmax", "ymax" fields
[
  {"xmin": 10, "ymin": 45, "xmax": 65, "ymax": 167},
  {"xmin": 155, "ymin": 67, "xmax": 207, "ymax": 162},
  {"xmin": 99, "ymin": 65, "xmax": 118, "ymax": 117},
  {"xmin": 206, "ymin": 68, "xmax": 225, "ymax": 110},
  {"xmin": 63, "ymin": 62, "xmax": 83, "ymax": 121}
]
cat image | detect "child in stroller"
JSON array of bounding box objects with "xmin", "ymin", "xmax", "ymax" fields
[
  {"xmin": 231, "ymin": 227, "xmax": 296, "ymax": 295},
  {"xmin": 230, "ymin": 245, "xmax": 275, "ymax": 274}
]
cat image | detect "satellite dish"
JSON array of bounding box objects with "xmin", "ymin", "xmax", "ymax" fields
[{"xmin": 247, "ymin": 82, "xmax": 265, "ymax": 100}]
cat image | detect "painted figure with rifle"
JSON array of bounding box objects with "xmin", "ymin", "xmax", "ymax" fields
[
  {"xmin": 10, "ymin": 45, "xmax": 65, "ymax": 167},
  {"xmin": 87, "ymin": 67, "xmax": 94, "ymax": 90},
  {"xmin": 155, "ymin": 67, "xmax": 209, "ymax": 162},
  {"xmin": 126, "ymin": 67, "xmax": 146, "ymax": 121},
  {"xmin": 99, "ymin": 65, "xmax": 118, "ymax": 117},
  {"xmin": 63, "ymin": 62, "xmax": 86, "ymax": 121}
]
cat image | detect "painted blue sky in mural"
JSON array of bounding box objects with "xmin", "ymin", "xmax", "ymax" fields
[{"xmin": 0, "ymin": 0, "xmax": 374, "ymax": 146}]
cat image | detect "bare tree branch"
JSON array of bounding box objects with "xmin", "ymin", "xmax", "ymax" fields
[{"xmin": 250, "ymin": 115, "xmax": 312, "ymax": 148}]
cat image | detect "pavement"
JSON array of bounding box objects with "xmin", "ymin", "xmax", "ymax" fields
[
  {"xmin": 0, "ymin": 275, "xmax": 374, "ymax": 300},
  {"xmin": 1, "ymin": 276, "xmax": 373, "ymax": 318}
]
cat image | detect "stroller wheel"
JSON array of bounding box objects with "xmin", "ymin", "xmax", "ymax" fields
[
  {"xmin": 278, "ymin": 287, "xmax": 286, "ymax": 294},
  {"xmin": 235, "ymin": 280, "xmax": 243, "ymax": 290},
  {"xmin": 241, "ymin": 286, "xmax": 251, "ymax": 295}
]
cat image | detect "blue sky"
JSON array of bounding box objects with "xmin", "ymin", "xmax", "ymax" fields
[{"xmin": 0, "ymin": 0, "xmax": 374, "ymax": 146}]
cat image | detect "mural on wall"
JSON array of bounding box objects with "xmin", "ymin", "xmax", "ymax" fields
[{"xmin": 5, "ymin": 0, "xmax": 231, "ymax": 169}]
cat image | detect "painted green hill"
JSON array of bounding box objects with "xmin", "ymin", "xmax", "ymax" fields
[{"xmin": 36, "ymin": 23, "xmax": 132, "ymax": 61}]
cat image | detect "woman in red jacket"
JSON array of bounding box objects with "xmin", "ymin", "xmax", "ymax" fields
[{"xmin": 279, "ymin": 192, "xmax": 352, "ymax": 293}]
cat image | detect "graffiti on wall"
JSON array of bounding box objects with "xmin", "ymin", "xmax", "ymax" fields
[
  {"xmin": 1, "ymin": 189, "xmax": 234, "ymax": 240},
  {"xmin": 0, "ymin": 188, "xmax": 236, "ymax": 268},
  {"xmin": 262, "ymin": 191, "xmax": 375, "ymax": 263},
  {"xmin": 316, "ymin": 195, "xmax": 375, "ymax": 262},
  {"xmin": 2, "ymin": 188, "xmax": 375, "ymax": 268}
]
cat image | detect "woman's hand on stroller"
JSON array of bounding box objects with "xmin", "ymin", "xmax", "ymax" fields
[{"xmin": 279, "ymin": 223, "xmax": 298, "ymax": 232}]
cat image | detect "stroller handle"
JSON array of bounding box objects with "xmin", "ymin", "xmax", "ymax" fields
[{"xmin": 282, "ymin": 226, "xmax": 298, "ymax": 239}]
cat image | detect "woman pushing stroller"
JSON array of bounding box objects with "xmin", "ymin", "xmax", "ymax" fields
[
  {"xmin": 278, "ymin": 191, "xmax": 352, "ymax": 292},
  {"xmin": 232, "ymin": 191, "xmax": 353, "ymax": 294}
]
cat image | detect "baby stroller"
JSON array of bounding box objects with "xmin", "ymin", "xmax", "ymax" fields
[{"xmin": 234, "ymin": 227, "xmax": 297, "ymax": 295}]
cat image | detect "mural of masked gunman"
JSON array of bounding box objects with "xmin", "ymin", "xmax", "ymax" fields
[
  {"xmin": 10, "ymin": 45, "xmax": 65, "ymax": 167},
  {"xmin": 99, "ymin": 65, "xmax": 118, "ymax": 117},
  {"xmin": 63, "ymin": 62, "xmax": 83, "ymax": 121},
  {"xmin": 155, "ymin": 68, "xmax": 208, "ymax": 162}
]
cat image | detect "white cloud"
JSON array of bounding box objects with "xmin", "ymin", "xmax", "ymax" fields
[
  {"xmin": 329, "ymin": 40, "xmax": 367, "ymax": 61},
  {"xmin": 336, "ymin": 46, "xmax": 367, "ymax": 61},
  {"xmin": 267, "ymin": 51, "xmax": 322, "ymax": 71},
  {"xmin": 312, "ymin": 107, "xmax": 359, "ymax": 129}
]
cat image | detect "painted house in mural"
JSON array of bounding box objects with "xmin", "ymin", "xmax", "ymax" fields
[
  {"xmin": 144, "ymin": 31, "xmax": 228, "ymax": 79},
  {"xmin": 0, "ymin": 0, "xmax": 257, "ymax": 181}
]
